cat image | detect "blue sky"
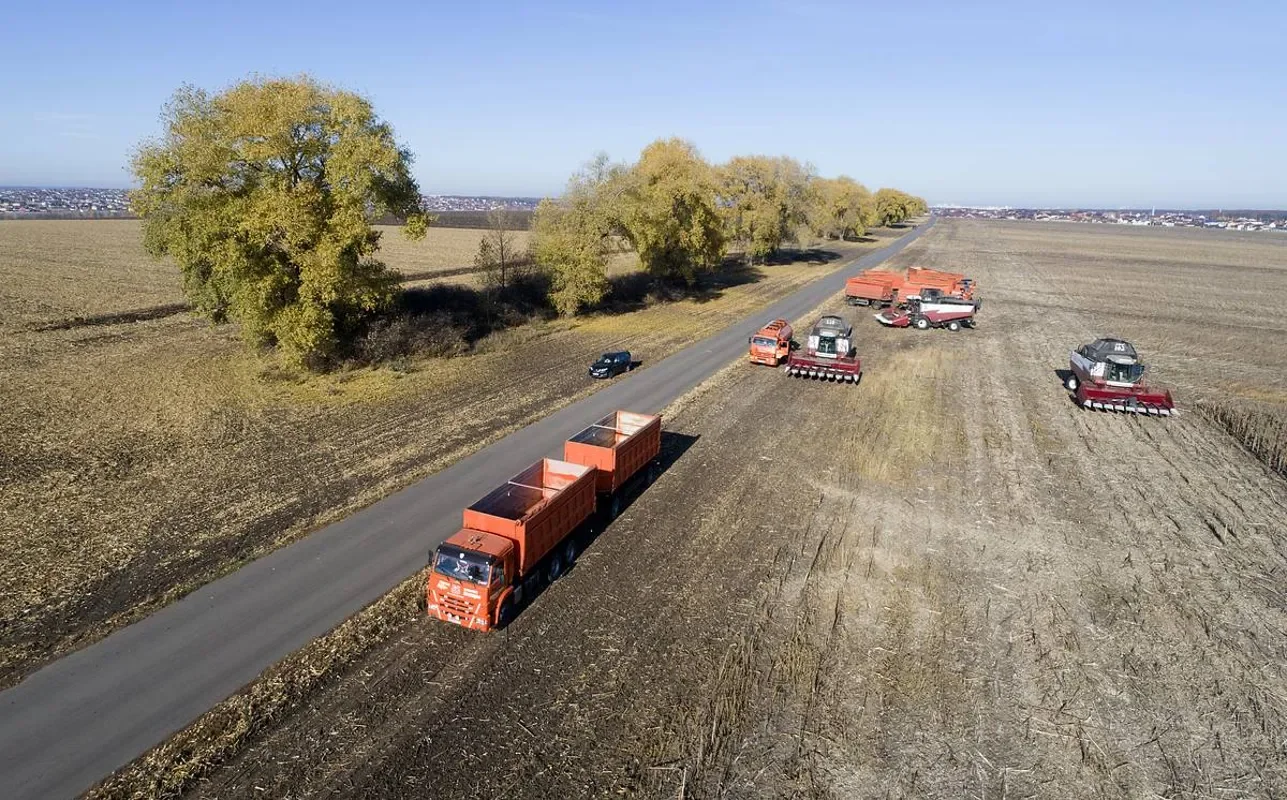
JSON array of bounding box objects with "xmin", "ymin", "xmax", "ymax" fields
[{"xmin": 1, "ymin": 0, "xmax": 1283, "ymax": 207}]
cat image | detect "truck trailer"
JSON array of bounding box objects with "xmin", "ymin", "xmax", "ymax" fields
[
  {"xmin": 427, "ymin": 410, "xmax": 662, "ymax": 631},
  {"xmin": 844, "ymin": 271, "xmax": 904, "ymax": 307}
]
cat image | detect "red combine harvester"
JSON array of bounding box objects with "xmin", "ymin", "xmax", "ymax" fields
[
  {"xmin": 1066, "ymin": 338, "xmax": 1176, "ymax": 416},
  {"xmin": 785, "ymin": 315, "xmax": 862, "ymax": 383},
  {"xmin": 876, "ymin": 287, "xmax": 978, "ymax": 331}
]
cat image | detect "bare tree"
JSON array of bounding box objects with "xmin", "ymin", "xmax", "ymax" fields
[{"xmin": 475, "ymin": 206, "xmax": 524, "ymax": 291}]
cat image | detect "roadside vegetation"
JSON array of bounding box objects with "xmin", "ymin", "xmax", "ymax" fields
[{"xmin": 129, "ymin": 74, "xmax": 925, "ymax": 368}]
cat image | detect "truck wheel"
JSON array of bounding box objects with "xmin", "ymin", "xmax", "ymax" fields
[
  {"xmin": 947, "ymin": 320, "xmax": 961, "ymax": 332},
  {"xmin": 563, "ymin": 539, "xmax": 578, "ymax": 566},
  {"xmin": 1065, "ymin": 375, "xmax": 1079, "ymax": 392},
  {"xmin": 547, "ymin": 552, "xmax": 564, "ymax": 582},
  {"xmin": 607, "ymin": 495, "xmax": 621, "ymax": 521},
  {"xmin": 913, "ymin": 317, "xmax": 930, "ymax": 330},
  {"xmin": 497, "ymin": 597, "xmax": 516, "ymax": 628}
]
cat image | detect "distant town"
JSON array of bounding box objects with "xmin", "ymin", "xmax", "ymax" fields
[
  {"xmin": 0, "ymin": 187, "xmax": 540, "ymax": 218},
  {"xmin": 2, "ymin": 187, "xmax": 1283, "ymax": 232},
  {"xmin": 933, "ymin": 206, "xmax": 1287, "ymax": 232}
]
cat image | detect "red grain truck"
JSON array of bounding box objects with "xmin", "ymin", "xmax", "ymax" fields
[
  {"xmin": 844, "ymin": 270, "xmax": 904, "ymax": 307},
  {"xmin": 427, "ymin": 410, "xmax": 662, "ymax": 631}
]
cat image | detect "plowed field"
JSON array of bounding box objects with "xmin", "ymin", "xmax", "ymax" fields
[{"xmin": 163, "ymin": 220, "xmax": 1287, "ymax": 798}]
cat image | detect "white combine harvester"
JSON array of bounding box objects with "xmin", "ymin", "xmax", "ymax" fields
[
  {"xmin": 875, "ymin": 287, "xmax": 978, "ymax": 331},
  {"xmin": 1066, "ymin": 338, "xmax": 1176, "ymax": 415}
]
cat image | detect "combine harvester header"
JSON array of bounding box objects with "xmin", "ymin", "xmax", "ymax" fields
[
  {"xmin": 427, "ymin": 410, "xmax": 662, "ymax": 630},
  {"xmin": 1066, "ymin": 338, "xmax": 1176, "ymax": 416}
]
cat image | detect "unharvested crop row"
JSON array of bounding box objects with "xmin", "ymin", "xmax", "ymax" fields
[{"xmin": 1197, "ymin": 398, "xmax": 1287, "ymax": 479}]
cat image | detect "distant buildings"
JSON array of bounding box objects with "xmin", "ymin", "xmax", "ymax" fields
[
  {"xmin": 932, "ymin": 206, "xmax": 1285, "ymax": 232},
  {"xmin": 0, "ymin": 187, "xmax": 131, "ymax": 217},
  {"xmin": 421, "ymin": 195, "xmax": 540, "ymax": 212},
  {"xmin": 0, "ymin": 187, "xmax": 541, "ymax": 218}
]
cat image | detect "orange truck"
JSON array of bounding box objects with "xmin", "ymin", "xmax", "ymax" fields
[
  {"xmin": 844, "ymin": 270, "xmax": 905, "ymax": 307},
  {"xmin": 427, "ymin": 410, "xmax": 662, "ymax": 631},
  {"xmin": 904, "ymin": 267, "xmax": 976, "ymax": 300},
  {"xmin": 747, "ymin": 318, "xmax": 794, "ymax": 366}
]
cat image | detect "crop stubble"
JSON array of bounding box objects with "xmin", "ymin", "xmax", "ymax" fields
[
  {"xmin": 0, "ymin": 222, "xmax": 897, "ymax": 688},
  {"xmin": 136, "ymin": 219, "xmax": 1287, "ymax": 799}
]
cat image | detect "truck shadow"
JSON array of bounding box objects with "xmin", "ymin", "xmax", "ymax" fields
[{"xmin": 514, "ymin": 431, "xmax": 701, "ymax": 617}]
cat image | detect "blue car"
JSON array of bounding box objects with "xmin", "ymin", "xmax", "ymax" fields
[{"xmin": 588, "ymin": 351, "xmax": 633, "ymax": 379}]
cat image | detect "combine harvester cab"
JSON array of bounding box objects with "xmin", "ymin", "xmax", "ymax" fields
[
  {"xmin": 785, "ymin": 315, "xmax": 862, "ymax": 383},
  {"xmin": 1067, "ymin": 338, "xmax": 1176, "ymax": 416},
  {"xmin": 876, "ymin": 288, "xmax": 977, "ymax": 331},
  {"xmin": 844, "ymin": 270, "xmax": 904, "ymax": 308},
  {"xmin": 748, "ymin": 318, "xmax": 794, "ymax": 366},
  {"xmin": 427, "ymin": 410, "xmax": 662, "ymax": 631}
]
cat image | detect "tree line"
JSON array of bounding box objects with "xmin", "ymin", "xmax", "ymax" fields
[
  {"xmin": 531, "ymin": 141, "xmax": 926, "ymax": 315},
  {"xmin": 131, "ymin": 76, "xmax": 925, "ymax": 368}
]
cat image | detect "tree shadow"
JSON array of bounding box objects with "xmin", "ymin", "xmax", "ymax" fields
[
  {"xmin": 349, "ymin": 272, "xmax": 555, "ymax": 365},
  {"xmin": 602, "ymin": 248, "xmax": 844, "ymax": 311},
  {"xmin": 350, "ymin": 246, "xmax": 846, "ymax": 367}
]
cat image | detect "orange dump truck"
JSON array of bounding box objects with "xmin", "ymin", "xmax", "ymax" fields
[
  {"xmin": 904, "ymin": 267, "xmax": 976, "ymax": 300},
  {"xmin": 844, "ymin": 270, "xmax": 905, "ymax": 307},
  {"xmin": 427, "ymin": 410, "xmax": 662, "ymax": 631},
  {"xmin": 748, "ymin": 318, "xmax": 794, "ymax": 365}
]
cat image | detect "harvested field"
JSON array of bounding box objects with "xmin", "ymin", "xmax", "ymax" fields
[
  {"xmin": 0, "ymin": 224, "xmax": 906, "ymax": 688},
  {"xmin": 114, "ymin": 219, "xmax": 1287, "ymax": 799},
  {"xmin": 0, "ymin": 220, "xmax": 532, "ymax": 329}
]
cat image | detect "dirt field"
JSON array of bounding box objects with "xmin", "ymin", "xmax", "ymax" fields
[
  {"xmin": 127, "ymin": 220, "xmax": 1287, "ymax": 799},
  {"xmin": 0, "ymin": 220, "xmax": 533, "ymax": 329},
  {"xmin": 0, "ymin": 223, "xmax": 906, "ymax": 689}
]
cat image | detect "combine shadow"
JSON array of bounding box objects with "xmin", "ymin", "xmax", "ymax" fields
[
  {"xmin": 1053, "ymin": 368, "xmax": 1086, "ymax": 408},
  {"xmin": 510, "ymin": 431, "xmax": 701, "ymax": 618}
]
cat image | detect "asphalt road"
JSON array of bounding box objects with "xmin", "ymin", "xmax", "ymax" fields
[{"xmin": 0, "ymin": 219, "xmax": 933, "ymax": 799}]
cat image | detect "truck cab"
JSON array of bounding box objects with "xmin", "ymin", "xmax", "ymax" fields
[
  {"xmin": 427, "ymin": 530, "xmax": 517, "ymax": 631},
  {"xmin": 748, "ymin": 318, "xmax": 793, "ymax": 366}
]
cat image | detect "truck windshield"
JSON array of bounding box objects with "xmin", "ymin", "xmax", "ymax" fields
[
  {"xmin": 816, "ymin": 337, "xmax": 837, "ymax": 355},
  {"xmin": 433, "ymin": 548, "xmax": 492, "ymax": 585},
  {"xmin": 751, "ymin": 336, "xmax": 775, "ymax": 347}
]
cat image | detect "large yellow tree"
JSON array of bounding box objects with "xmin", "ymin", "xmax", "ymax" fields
[
  {"xmin": 619, "ymin": 138, "xmax": 725, "ymax": 283},
  {"xmin": 131, "ymin": 76, "xmax": 430, "ymax": 367},
  {"xmin": 718, "ymin": 155, "xmax": 814, "ymax": 263}
]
